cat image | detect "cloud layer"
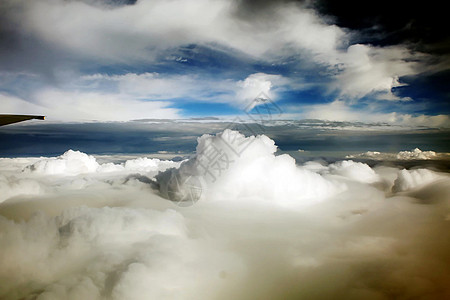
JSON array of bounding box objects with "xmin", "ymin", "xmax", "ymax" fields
[{"xmin": 1, "ymin": 130, "xmax": 450, "ymax": 299}]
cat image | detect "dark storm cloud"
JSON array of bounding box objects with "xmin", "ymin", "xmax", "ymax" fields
[
  {"xmin": 311, "ymin": 0, "xmax": 449, "ymax": 52},
  {"xmin": 232, "ymin": 0, "xmax": 302, "ymax": 17},
  {"xmin": 0, "ymin": 0, "xmax": 136, "ymax": 81},
  {"xmin": 235, "ymin": 0, "xmax": 448, "ymax": 54},
  {"xmin": 84, "ymin": 0, "xmax": 137, "ymax": 6},
  {"xmin": 0, "ymin": 5, "xmax": 46, "ymax": 74}
]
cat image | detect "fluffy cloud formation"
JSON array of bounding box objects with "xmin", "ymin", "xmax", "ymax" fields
[
  {"xmin": 156, "ymin": 130, "xmax": 342, "ymax": 207},
  {"xmin": 0, "ymin": 150, "xmax": 179, "ymax": 203},
  {"xmin": 25, "ymin": 150, "xmax": 100, "ymax": 175},
  {"xmin": 347, "ymin": 148, "xmax": 447, "ymax": 160},
  {"xmin": 236, "ymin": 73, "xmax": 286, "ymax": 108},
  {"xmin": 396, "ymin": 148, "xmax": 437, "ymax": 160},
  {"xmin": 1, "ymin": 130, "xmax": 450, "ymax": 299},
  {"xmin": 327, "ymin": 160, "xmax": 380, "ymax": 183},
  {"xmin": 392, "ymin": 168, "xmax": 445, "ymax": 192}
]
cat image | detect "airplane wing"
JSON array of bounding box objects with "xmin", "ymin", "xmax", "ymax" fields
[{"xmin": 0, "ymin": 114, "xmax": 46, "ymax": 127}]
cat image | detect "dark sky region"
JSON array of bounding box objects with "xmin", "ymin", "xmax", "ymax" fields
[
  {"xmin": 1, "ymin": 120, "xmax": 449, "ymax": 157},
  {"xmin": 0, "ymin": 0, "xmax": 448, "ymax": 123}
]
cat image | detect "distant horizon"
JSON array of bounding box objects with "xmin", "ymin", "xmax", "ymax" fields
[{"xmin": 1, "ymin": 120, "xmax": 449, "ymax": 157}]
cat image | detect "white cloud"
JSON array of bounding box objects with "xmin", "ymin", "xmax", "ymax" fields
[
  {"xmin": 327, "ymin": 160, "xmax": 380, "ymax": 183},
  {"xmin": 393, "ymin": 113, "xmax": 450, "ymax": 128},
  {"xmin": 0, "ymin": 70, "xmax": 290, "ymax": 121},
  {"xmin": 12, "ymin": 0, "xmax": 419, "ymax": 100},
  {"xmin": 156, "ymin": 130, "xmax": 343, "ymax": 207},
  {"xmin": 396, "ymin": 148, "xmax": 437, "ymax": 160},
  {"xmin": 0, "ymin": 88, "xmax": 181, "ymax": 122},
  {"xmin": 0, "ymin": 93, "xmax": 46, "ymax": 115},
  {"xmin": 332, "ymin": 45, "xmax": 420, "ymax": 101},
  {"xmin": 303, "ymin": 100, "xmax": 366, "ymax": 122},
  {"xmin": 81, "ymin": 71, "xmax": 287, "ymax": 109},
  {"xmin": 347, "ymin": 148, "xmax": 448, "ymax": 160},
  {"xmin": 392, "ymin": 168, "xmax": 445, "ymax": 192},
  {"xmin": 15, "ymin": 0, "xmax": 344, "ymax": 61},
  {"xmin": 302, "ymin": 100, "xmax": 450, "ymax": 128},
  {"xmin": 0, "ymin": 149, "xmax": 180, "ymax": 203},
  {"xmin": 301, "ymin": 100, "xmax": 399, "ymax": 123},
  {"xmin": 236, "ymin": 73, "xmax": 286, "ymax": 108},
  {"xmin": 24, "ymin": 150, "xmax": 100, "ymax": 175},
  {"xmin": 1, "ymin": 129, "xmax": 450, "ymax": 299},
  {"xmin": 82, "ymin": 72, "xmax": 226, "ymax": 100}
]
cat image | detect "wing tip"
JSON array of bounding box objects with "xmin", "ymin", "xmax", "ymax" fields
[{"xmin": 0, "ymin": 114, "xmax": 46, "ymax": 126}]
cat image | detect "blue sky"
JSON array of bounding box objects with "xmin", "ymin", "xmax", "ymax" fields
[{"xmin": 0, "ymin": 0, "xmax": 449, "ymax": 127}]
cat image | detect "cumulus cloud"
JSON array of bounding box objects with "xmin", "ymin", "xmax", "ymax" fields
[
  {"xmin": 0, "ymin": 150, "xmax": 179, "ymax": 203},
  {"xmin": 392, "ymin": 168, "xmax": 446, "ymax": 192},
  {"xmin": 396, "ymin": 148, "xmax": 437, "ymax": 160},
  {"xmin": 236, "ymin": 73, "xmax": 287, "ymax": 108},
  {"xmin": 327, "ymin": 160, "xmax": 380, "ymax": 183},
  {"xmin": 302, "ymin": 160, "xmax": 383, "ymax": 184},
  {"xmin": 156, "ymin": 130, "xmax": 342, "ymax": 207},
  {"xmin": 25, "ymin": 150, "xmax": 100, "ymax": 175},
  {"xmin": 1, "ymin": 132, "xmax": 450, "ymax": 300},
  {"xmin": 347, "ymin": 148, "xmax": 447, "ymax": 161},
  {"xmin": 0, "ymin": 175, "xmax": 44, "ymax": 204}
]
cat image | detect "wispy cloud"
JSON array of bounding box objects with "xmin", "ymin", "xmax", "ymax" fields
[
  {"xmin": 331, "ymin": 45, "xmax": 421, "ymax": 101},
  {"xmin": 1, "ymin": 89, "xmax": 180, "ymax": 122},
  {"xmin": 1, "ymin": 71, "xmax": 291, "ymax": 121}
]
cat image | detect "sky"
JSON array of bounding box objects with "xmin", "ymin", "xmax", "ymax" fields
[{"xmin": 1, "ymin": 0, "xmax": 449, "ymax": 126}]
